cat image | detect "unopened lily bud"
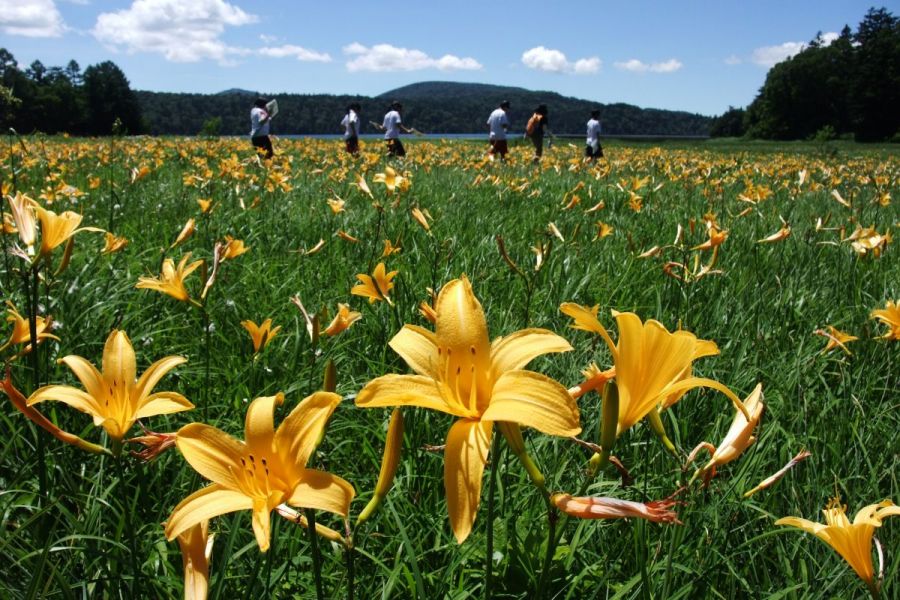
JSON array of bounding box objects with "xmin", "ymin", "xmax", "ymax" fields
[
  {"xmin": 127, "ymin": 428, "xmax": 178, "ymax": 461},
  {"xmin": 322, "ymin": 359, "xmax": 337, "ymax": 393},
  {"xmin": 647, "ymin": 409, "xmax": 677, "ymax": 456},
  {"xmin": 277, "ymin": 505, "xmax": 346, "ymax": 545},
  {"xmin": 175, "ymin": 521, "xmax": 214, "ymax": 600},
  {"xmin": 357, "ymin": 408, "xmax": 403, "ymax": 525},
  {"xmin": 54, "ymin": 236, "xmax": 76, "ymax": 275},
  {"xmin": 596, "ymin": 381, "xmax": 619, "ymax": 470}
]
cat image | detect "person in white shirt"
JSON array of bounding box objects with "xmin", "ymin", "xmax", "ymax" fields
[
  {"xmin": 373, "ymin": 101, "xmax": 413, "ymax": 157},
  {"xmin": 250, "ymin": 97, "xmax": 273, "ymax": 159},
  {"xmin": 341, "ymin": 102, "xmax": 362, "ymax": 156},
  {"xmin": 486, "ymin": 100, "xmax": 511, "ymax": 160},
  {"xmin": 585, "ymin": 109, "xmax": 603, "ymax": 161}
]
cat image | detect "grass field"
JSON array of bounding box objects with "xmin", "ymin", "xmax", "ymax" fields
[{"xmin": 0, "ymin": 134, "xmax": 898, "ymax": 599}]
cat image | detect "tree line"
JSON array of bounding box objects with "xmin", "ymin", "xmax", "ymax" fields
[{"xmin": 710, "ymin": 7, "xmax": 900, "ymax": 142}]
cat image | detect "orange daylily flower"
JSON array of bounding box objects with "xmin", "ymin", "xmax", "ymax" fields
[{"xmin": 351, "ymin": 262, "xmax": 397, "ymax": 305}]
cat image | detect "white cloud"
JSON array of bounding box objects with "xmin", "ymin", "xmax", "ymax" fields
[
  {"xmin": 259, "ymin": 34, "xmax": 277, "ymax": 43},
  {"xmin": 343, "ymin": 43, "xmax": 482, "ymax": 72},
  {"xmin": 0, "ymin": 0, "xmax": 65, "ymax": 37},
  {"xmin": 614, "ymin": 58, "xmax": 683, "ymax": 73},
  {"xmin": 750, "ymin": 42, "xmax": 805, "ymax": 67},
  {"xmin": 521, "ymin": 46, "xmax": 601, "ymax": 75},
  {"xmin": 258, "ymin": 45, "xmax": 331, "ymax": 62},
  {"xmin": 92, "ymin": 0, "xmax": 257, "ymax": 63},
  {"xmin": 724, "ymin": 54, "xmax": 742, "ymax": 66},
  {"xmin": 820, "ymin": 31, "xmax": 840, "ymax": 45}
]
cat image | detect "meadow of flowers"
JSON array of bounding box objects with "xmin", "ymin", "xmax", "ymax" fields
[{"xmin": 1, "ymin": 135, "xmax": 898, "ymax": 599}]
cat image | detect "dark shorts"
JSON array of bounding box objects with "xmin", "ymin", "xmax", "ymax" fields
[
  {"xmin": 251, "ymin": 135, "xmax": 273, "ymax": 159},
  {"xmin": 386, "ymin": 138, "xmax": 406, "ymax": 157},
  {"xmin": 530, "ymin": 134, "xmax": 544, "ymax": 157},
  {"xmin": 489, "ymin": 139, "xmax": 509, "ymax": 157},
  {"xmin": 345, "ymin": 136, "xmax": 359, "ymax": 155},
  {"xmin": 585, "ymin": 143, "xmax": 603, "ymax": 158}
]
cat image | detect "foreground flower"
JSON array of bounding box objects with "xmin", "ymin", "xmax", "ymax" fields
[
  {"xmin": 7, "ymin": 192, "xmax": 37, "ymax": 252},
  {"xmin": 27, "ymin": 330, "xmax": 192, "ymax": 442},
  {"xmin": 689, "ymin": 384, "xmax": 764, "ymax": 484},
  {"xmin": 136, "ymin": 253, "xmax": 204, "ymax": 304},
  {"xmin": 323, "ymin": 303, "xmax": 362, "ymax": 337},
  {"xmin": 357, "ymin": 276, "xmax": 578, "ymax": 542},
  {"xmin": 35, "ymin": 205, "xmax": 101, "ymax": 257},
  {"xmin": 373, "ymin": 166, "xmax": 405, "ymax": 193},
  {"xmin": 552, "ymin": 493, "xmax": 681, "ymax": 524},
  {"xmin": 758, "ymin": 225, "xmax": 791, "ymax": 244},
  {"xmin": 241, "ymin": 318, "xmax": 281, "ymax": 354},
  {"xmin": 3, "ymin": 302, "xmax": 59, "ymax": 353},
  {"xmin": 692, "ymin": 226, "xmax": 728, "ymax": 251},
  {"xmin": 776, "ymin": 498, "xmax": 900, "ymax": 596},
  {"xmin": 815, "ymin": 326, "xmax": 858, "ymax": 354},
  {"xmin": 176, "ymin": 521, "xmax": 214, "ymax": 600},
  {"xmin": 165, "ymin": 392, "xmax": 355, "ymax": 552},
  {"xmin": 351, "ymin": 262, "xmax": 398, "ymax": 305},
  {"xmin": 871, "ymin": 300, "xmax": 900, "ymax": 341},
  {"xmin": 560, "ymin": 303, "xmax": 745, "ymax": 438},
  {"xmin": 220, "ymin": 236, "xmax": 249, "ymax": 261}
]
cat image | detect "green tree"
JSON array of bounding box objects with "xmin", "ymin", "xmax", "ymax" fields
[{"xmin": 82, "ymin": 61, "xmax": 143, "ymax": 135}]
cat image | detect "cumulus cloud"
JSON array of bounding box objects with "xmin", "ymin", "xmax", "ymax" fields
[
  {"xmin": 614, "ymin": 58, "xmax": 683, "ymax": 73},
  {"xmin": 92, "ymin": 0, "xmax": 258, "ymax": 63},
  {"xmin": 258, "ymin": 45, "xmax": 331, "ymax": 62},
  {"xmin": 343, "ymin": 43, "xmax": 482, "ymax": 72},
  {"xmin": 0, "ymin": 0, "xmax": 65, "ymax": 37},
  {"xmin": 750, "ymin": 33, "xmax": 839, "ymax": 67},
  {"xmin": 521, "ymin": 46, "xmax": 601, "ymax": 74}
]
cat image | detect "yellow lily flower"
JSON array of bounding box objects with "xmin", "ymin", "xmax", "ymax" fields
[
  {"xmin": 692, "ymin": 226, "xmax": 728, "ymax": 251},
  {"xmin": 758, "ymin": 225, "xmax": 791, "ymax": 244},
  {"xmin": 593, "ymin": 222, "xmax": 614, "ymax": 240},
  {"xmin": 241, "ymin": 318, "xmax": 281, "ymax": 353},
  {"xmin": 815, "ymin": 326, "xmax": 859, "ymax": 354},
  {"xmin": 220, "ymin": 236, "xmax": 249, "ymax": 261},
  {"xmin": 776, "ymin": 498, "xmax": 900, "ymax": 595},
  {"xmin": 171, "ymin": 218, "xmax": 196, "ymax": 249},
  {"xmin": 381, "ymin": 239, "xmax": 401, "ymax": 257},
  {"xmin": 136, "ymin": 253, "xmax": 204, "ymax": 303},
  {"xmin": 871, "ymin": 300, "xmax": 900, "ymax": 340},
  {"xmin": 560, "ymin": 303, "xmax": 746, "ymax": 437},
  {"xmin": 27, "ymin": 330, "xmax": 192, "ymax": 442},
  {"xmin": 165, "ymin": 392, "xmax": 355, "ymax": 552},
  {"xmin": 327, "ymin": 198, "xmax": 346, "ymax": 214},
  {"xmin": 690, "ymin": 384, "xmax": 764, "ymax": 483},
  {"xmin": 323, "ymin": 303, "xmax": 362, "ymax": 337},
  {"xmin": 101, "ymin": 231, "xmax": 128, "ymax": 255},
  {"xmin": 373, "ymin": 167, "xmax": 405, "ymax": 193},
  {"xmin": 411, "ymin": 207, "xmax": 431, "ymax": 232},
  {"xmin": 4, "ymin": 302, "xmax": 59, "ymax": 353},
  {"xmin": 197, "ymin": 198, "xmax": 212, "ymax": 213},
  {"xmin": 351, "ymin": 262, "xmax": 397, "ymax": 305},
  {"xmin": 357, "ymin": 276, "xmax": 578, "ymax": 543},
  {"xmin": 34, "ymin": 205, "xmax": 101, "ymax": 257},
  {"xmin": 176, "ymin": 521, "xmax": 214, "ymax": 600}
]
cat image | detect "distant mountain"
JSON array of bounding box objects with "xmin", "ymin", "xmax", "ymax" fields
[{"xmin": 136, "ymin": 81, "xmax": 712, "ymax": 136}]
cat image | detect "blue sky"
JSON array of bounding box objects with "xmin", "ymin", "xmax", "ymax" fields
[{"xmin": 0, "ymin": 0, "xmax": 888, "ymax": 115}]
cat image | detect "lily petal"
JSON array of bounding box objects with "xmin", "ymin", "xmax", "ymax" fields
[
  {"xmin": 444, "ymin": 418, "xmax": 492, "ymax": 544},
  {"xmin": 165, "ymin": 483, "xmax": 253, "ymax": 542},
  {"xmin": 389, "ymin": 325, "xmax": 439, "ymax": 378},
  {"xmin": 27, "ymin": 384, "xmax": 105, "ymax": 420},
  {"xmin": 287, "ymin": 469, "xmax": 356, "ymax": 516},
  {"xmin": 59, "ymin": 356, "xmax": 105, "ymax": 400},
  {"xmin": 251, "ymin": 504, "xmax": 272, "ymax": 552},
  {"xmin": 102, "ymin": 330, "xmax": 136, "ymax": 389},
  {"xmin": 490, "ymin": 328, "xmax": 572, "ymax": 374},
  {"xmin": 274, "ymin": 391, "xmax": 341, "ymax": 471},
  {"xmin": 245, "ymin": 394, "xmax": 285, "ymax": 456},
  {"xmin": 355, "ymin": 374, "xmax": 464, "ymax": 417},
  {"xmin": 135, "ymin": 355, "xmax": 187, "ymax": 400},
  {"xmin": 176, "ymin": 423, "xmax": 245, "ymax": 488},
  {"xmin": 483, "ymin": 370, "xmax": 581, "ymax": 436},
  {"xmin": 134, "ymin": 391, "xmax": 194, "ymax": 420}
]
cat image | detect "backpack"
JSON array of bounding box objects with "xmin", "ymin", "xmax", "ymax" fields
[{"xmin": 526, "ymin": 113, "xmax": 542, "ymax": 137}]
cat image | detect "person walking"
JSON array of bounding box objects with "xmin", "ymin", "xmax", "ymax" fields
[
  {"xmin": 525, "ymin": 104, "xmax": 553, "ymax": 162},
  {"xmin": 341, "ymin": 102, "xmax": 362, "ymax": 156},
  {"xmin": 249, "ymin": 97, "xmax": 273, "ymax": 160},
  {"xmin": 486, "ymin": 100, "xmax": 511, "ymax": 160},
  {"xmin": 585, "ymin": 109, "xmax": 603, "ymax": 161},
  {"xmin": 374, "ymin": 101, "xmax": 414, "ymax": 157}
]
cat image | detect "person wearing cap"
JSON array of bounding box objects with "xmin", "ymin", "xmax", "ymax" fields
[
  {"xmin": 373, "ymin": 101, "xmax": 414, "ymax": 157},
  {"xmin": 486, "ymin": 101, "xmax": 511, "ymax": 160},
  {"xmin": 585, "ymin": 109, "xmax": 603, "ymax": 161},
  {"xmin": 250, "ymin": 97, "xmax": 273, "ymax": 159},
  {"xmin": 341, "ymin": 102, "xmax": 362, "ymax": 156}
]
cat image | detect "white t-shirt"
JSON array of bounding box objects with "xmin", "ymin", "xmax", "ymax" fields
[
  {"xmin": 250, "ymin": 107, "xmax": 270, "ymax": 137},
  {"xmin": 383, "ymin": 110, "xmax": 402, "ymax": 139},
  {"xmin": 341, "ymin": 110, "xmax": 360, "ymax": 139},
  {"xmin": 586, "ymin": 118, "xmax": 601, "ymax": 145},
  {"xmin": 487, "ymin": 108, "xmax": 509, "ymax": 140}
]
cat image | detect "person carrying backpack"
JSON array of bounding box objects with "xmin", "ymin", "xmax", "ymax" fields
[{"xmin": 525, "ymin": 104, "xmax": 553, "ymax": 162}]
